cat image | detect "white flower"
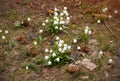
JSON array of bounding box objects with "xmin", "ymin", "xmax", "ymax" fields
[
  {"xmin": 61, "ymin": 49, "xmax": 65, "ymax": 53},
  {"xmin": 64, "ymin": 7, "xmax": 67, "ymax": 10},
  {"xmin": 5, "ymin": 30, "xmax": 8, "ymax": 34},
  {"xmin": 66, "ymin": 17, "xmax": 70, "ymax": 20},
  {"xmin": 56, "ymin": 36, "xmax": 60, "ymax": 40},
  {"xmin": 2, "ymin": 36, "xmax": 6, "ymax": 40},
  {"xmin": 73, "ymin": 39, "xmax": 77, "ymax": 44},
  {"xmin": 60, "ymin": 21, "xmax": 65, "ymax": 24},
  {"xmin": 45, "ymin": 48, "xmax": 49, "ymax": 53},
  {"xmin": 99, "ymin": 51, "xmax": 103, "ymax": 55},
  {"xmin": 54, "ymin": 16, "xmax": 58, "ymax": 19},
  {"xmin": 45, "ymin": 56, "xmax": 49, "ymax": 60},
  {"xmin": 88, "ymin": 30, "xmax": 92, "ymax": 35},
  {"xmin": 26, "ymin": 66, "xmax": 29, "ymax": 70},
  {"xmin": 54, "ymin": 21, "xmax": 58, "ymax": 24},
  {"xmin": 54, "ymin": 12, "xmax": 58, "ymax": 16},
  {"xmin": 48, "ymin": 61, "xmax": 52, "ymax": 65},
  {"xmin": 77, "ymin": 46, "xmax": 81, "ymax": 50},
  {"xmin": 64, "ymin": 44, "xmax": 67, "ymax": 47},
  {"xmin": 34, "ymin": 41, "xmax": 37, "ymax": 45},
  {"xmin": 55, "ymin": 26, "xmax": 58, "ymax": 29},
  {"xmin": 59, "ymin": 27, "xmax": 63, "ymax": 30},
  {"xmin": 52, "ymin": 53, "xmax": 56, "ymax": 57},
  {"xmin": 67, "ymin": 45, "xmax": 71, "ymax": 50},
  {"xmin": 58, "ymin": 48, "xmax": 62, "ymax": 52},
  {"xmin": 60, "ymin": 13, "xmax": 64, "ymax": 16},
  {"xmin": 27, "ymin": 17, "xmax": 31, "ymax": 21},
  {"xmin": 63, "ymin": 10, "xmax": 67, "ymax": 14},
  {"xmin": 114, "ymin": 10, "xmax": 118, "ymax": 14},
  {"xmin": 0, "ymin": 29, "xmax": 2, "ymax": 33},
  {"xmin": 108, "ymin": 15, "xmax": 112, "ymax": 19},
  {"xmin": 45, "ymin": 19, "xmax": 49, "ymax": 23},
  {"xmin": 49, "ymin": 49, "xmax": 53, "ymax": 53},
  {"xmin": 55, "ymin": 58, "xmax": 60, "ymax": 62},
  {"xmin": 97, "ymin": 20, "xmax": 101, "ymax": 24},
  {"xmin": 102, "ymin": 7, "xmax": 108, "ymax": 13},
  {"xmin": 39, "ymin": 29, "xmax": 43, "ymax": 33},
  {"xmin": 42, "ymin": 23, "xmax": 45, "ymax": 26},
  {"xmin": 54, "ymin": 7, "xmax": 58, "ymax": 11},
  {"xmin": 59, "ymin": 40, "xmax": 64, "ymax": 43},
  {"xmin": 63, "ymin": 46, "xmax": 67, "ymax": 51},
  {"xmin": 58, "ymin": 43, "xmax": 63, "ymax": 47},
  {"xmin": 84, "ymin": 28, "xmax": 89, "ymax": 34},
  {"xmin": 60, "ymin": 17, "xmax": 63, "ymax": 20},
  {"xmin": 108, "ymin": 58, "xmax": 113, "ymax": 64}
]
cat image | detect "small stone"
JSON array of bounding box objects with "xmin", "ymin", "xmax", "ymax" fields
[
  {"xmin": 81, "ymin": 58, "xmax": 97, "ymax": 71},
  {"xmin": 67, "ymin": 64, "xmax": 79, "ymax": 73}
]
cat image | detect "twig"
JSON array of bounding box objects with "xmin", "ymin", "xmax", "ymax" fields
[{"xmin": 104, "ymin": 20, "xmax": 120, "ymax": 40}]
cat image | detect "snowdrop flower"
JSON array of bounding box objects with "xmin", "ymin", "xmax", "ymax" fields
[
  {"xmin": 58, "ymin": 43, "xmax": 63, "ymax": 47},
  {"xmin": 64, "ymin": 7, "xmax": 67, "ymax": 10},
  {"xmin": 34, "ymin": 41, "xmax": 37, "ymax": 45},
  {"xmin": 84, "ymin": 28, "xmax": 89, "ymax": 34},
  {"xmin": 61, "ymin": 49, "xmax": 65, "ymax": 53},
  {"xmin": 54, "ymin": 7, "xmax": 58, "ymax": 11},
  {"xmin": 114, "ymin": 10, "xmax": 118, "ymax": 14},
  {"xmin": 55, "ymin": 58, "xmax": 60, "ymax": 62},
  {"xmin": 58, "ymin": 48, "xmax": 62, "ymax": 52},
  {"xmin": 39, "ymin": 29, "xmax": 43, "ymax": 33},
  {"xmin": 45, "ymin": 19, "xmax": 49, "ymax": 23},
  {"xmin": 45, "ymin": 48, "xmax": 49, "ymax": 53},
  {"xmin": 59, "ymin": 27, "xmax": 63, "ymax": 30},
  {"xmin": 108, "ymin": 58, "xmax": 113, "ymax": 64},
  {"xmin": 0, "ymin": 29, "xmax": 2, "ymax": 33},
  {"xmin": 26, "ymin": 66, "xmax": 29, "ymax": 70},
  {"xmin": 55, "ymin": 26, "xmax": 58, "ymax": 29},
  {"xmin": 77, "ymin": 46, "xmax": 81, "ymax": 50},
  {"xmin": 54, "ymin": 21, "xmax": 59, "ymax": 24},
  {"xmin": 42, "ymin": 23, "xmax": 45, "ymax": 26},
  {"xmin": 108, "ymin": 15, "xmax": 112, "ymax": 19},
  {"xmin": 73, "ymin": 39, "xmax": 77, "ymax": 44},
  {"xmin": 52, "ymin": 53, "xmax": 56, "ymax": 57},
  {"xmin": 60, "ymin": 13, "xmax": 64, "ymax": 16},
  {"xmin": 102, "ymin": 7, "xmax": 108, "ymax": 13},
  {"xmin": 48, "ymin": 61, "xmax": 52, "ymax": 65},
  {"xmin": 97, "ymin": 20, "xmax": 101, "ymax": 24},
  {"xmin": 60, "ymin": 21, "xmax": 65, "ymax": 24},
  {"xmin": 2, "ymin": 36, "xmax": 6, "ymax": 40},
  {"xmin": 66, "ymin": 17, "xmax": 70, "ymax": 20},
  {"xmin": 49, "ymin": 49, "xmax": 53, "ymax": 53},
  {"xmin": 64, "ymin": 44, "xmax": 67, "ymax": 47},
  {"xmin": 59, "ymin": 40, "xmax": 64, "ymax": 43},
  {"xmin": 63, "ymin": 10, "xmax": 68, "ymax": 15},
  {"xmin": 54, "ymin": 16, "xmax": 58, "ymax": 19},
  {"xmin": 56, "ymin": 36, "xmax": 60, "ymax": 40},
  {"xmin": 45, "ymin": 56, "xmax": 49, "ymax": 60},
  {"xmin": 5, "ymin": 30, "xmax": 8, "ymax": 34},
  {"xmin": 63, "ymin": 46, "xmax": 67, "ymax": 51},
  {"xmin": 88, "ymin": 30, "xmax": 92, "ymax": 35},
  {"xmin": 99, "ymin": 51, "xmax": 103, "ymax": 55},
  {"xmin": 67, "ymin": 45, "xmax": 71, "ymax": 50},
  {"xmin": 60, "ymin": 17, "xmax": 63, "ymax": 20},
  {"xmin": 54, "ymin": 12, "xmax": 58, "ymax": 16},
  {"xmin": 27, "ymin": 17, "xmax": 31, "ymax": 21}
]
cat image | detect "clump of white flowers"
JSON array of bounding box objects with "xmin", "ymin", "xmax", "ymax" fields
[
  {"xmin": 44, "ymin": 37, "xmax": 73, "ymax": 66},
  {"xmin": 84, "ymin": 26, "xmax": 92, "ymax": 35},
  {"xmin": 42, "ymin": 7, "xmax": 70, "ymax": 34},
  {"xmin": 102, "ymin": 7, "xmax": 108, "ymax": 13},
  {"xmin": 0, "ymin": 29, "xmax": 8, "ymax": 40}
]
